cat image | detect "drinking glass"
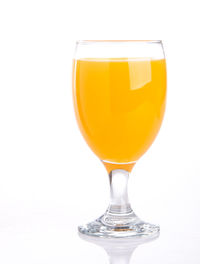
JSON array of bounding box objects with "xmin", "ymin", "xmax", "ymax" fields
[{"xmin": 72, "ymin": 40, "xmax": 167, "ymax": 238}]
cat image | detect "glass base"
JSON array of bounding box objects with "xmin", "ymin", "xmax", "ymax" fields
[{"xmin": 78, "ymin": 212, "xmax": 159, "ymax": 238}]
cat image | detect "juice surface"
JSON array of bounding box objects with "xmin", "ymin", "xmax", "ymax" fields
[{"xmin": 73, "ymin": 58, "xmax": 166, "ymax": 163}]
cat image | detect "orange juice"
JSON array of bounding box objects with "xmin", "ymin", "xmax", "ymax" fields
[{"xmin": 73, "ymin": 58, "xmax": 166, "ymax": 164}]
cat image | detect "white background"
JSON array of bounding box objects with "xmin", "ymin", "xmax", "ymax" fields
[{"xmin": 0, "ymin": 0, "xmax": 200, "ymax": 263}]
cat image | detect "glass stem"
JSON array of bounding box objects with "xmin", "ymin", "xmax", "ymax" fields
[
  {"xmin": 108, "ymin": 169, "xmax": 132, "ymax": 214},
  {"xmin": 101, "ymin": 168, "xmax": 137, "ymax": 227}
]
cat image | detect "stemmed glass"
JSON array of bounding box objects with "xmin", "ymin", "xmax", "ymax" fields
[{"xmin": 73, "ymin": 40, "xmax": 167, "ymax": 237}]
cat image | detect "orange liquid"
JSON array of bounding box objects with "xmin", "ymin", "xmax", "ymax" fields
[{"xmin": 73, "ymin": 58, "xmax": 166, "ymax": 164}]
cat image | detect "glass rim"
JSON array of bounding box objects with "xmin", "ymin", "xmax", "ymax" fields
[{"xmin": 76, "ymin": 40, "xmax": 162, "ymax": 45}]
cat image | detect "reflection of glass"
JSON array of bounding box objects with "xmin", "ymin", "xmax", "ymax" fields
[
  {"xmin": 73, "ymin": 40, "xmax": 167, "ymax": 237},
  {"xmin": 79, "ymin": 232, "xmax": 159, "ymax": 264}
]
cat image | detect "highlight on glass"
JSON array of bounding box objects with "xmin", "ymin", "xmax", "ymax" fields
[{"xmin": 72, "ymin": 40, "xmax": 167, "ymax": 238}]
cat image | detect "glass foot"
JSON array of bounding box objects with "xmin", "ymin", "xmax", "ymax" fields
[{"xmin": 78, "ymin": 213, "xmax": 159, "ymax": 238}]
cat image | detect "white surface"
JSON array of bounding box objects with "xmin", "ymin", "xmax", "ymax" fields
[{"xmin": 0, "ymin": 0, "xmax": 200, "ymax": 263}]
